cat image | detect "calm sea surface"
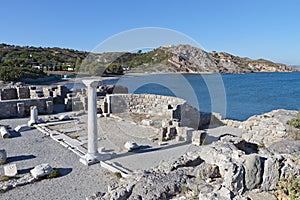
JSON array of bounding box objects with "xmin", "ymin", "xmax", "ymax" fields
[{"xmin": 68, "ymin": 72, "xmax": 300, "ymax": 121}]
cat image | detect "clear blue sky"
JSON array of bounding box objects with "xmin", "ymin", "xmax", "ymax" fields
[{"xmin": 1, "ymin": 0, "xmax": 300, "ymax": 65}]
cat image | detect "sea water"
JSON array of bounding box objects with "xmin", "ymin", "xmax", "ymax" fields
[{"xmin": 67, "ymin": 72, "xmax": 300, "ymax": 121}]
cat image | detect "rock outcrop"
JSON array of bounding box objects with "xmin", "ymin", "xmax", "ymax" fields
[
  {"xmin": 223, "ymin": 109, "xmax": 299, "ymax": 147},
  {"xmin": 86, "ymin": 109, "xmax": 300, "ymax": 200},
  {"xmin": 90, "ymin": 136, "xmax": 299, "ymax": 199},
  {"xmin": 163, "ymin": 44, "xmax": 293, "ymax": 74}
]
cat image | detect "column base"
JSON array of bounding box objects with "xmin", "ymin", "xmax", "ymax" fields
[{"xmin": 79, "ymin": 153, "xmax": 111, "ymax": 166}]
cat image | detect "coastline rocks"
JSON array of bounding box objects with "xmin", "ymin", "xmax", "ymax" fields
[
  {"xmin": 223, "ymin": 109, "xmax": 298, "ymax": 147},
  {"xmin": 0, "ymin": 149, "xmax": 7, "ymax": 164},
  {"xmin": 261, "ymin": 156, "xmax": 282, "ymax": 191},
  {"xmin": 30, "ymin": 163, "xmax": 53, "ymax": 179},
  {"xmin": 267, "ymin": 139, "xmax": 300, "ymax": 155},
  {"xmin": 96, "ymin": 134, "xmax": 300, "ymax": 200}
]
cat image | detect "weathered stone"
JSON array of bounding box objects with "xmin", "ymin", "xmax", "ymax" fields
[
  {"xmin": 222, "ymin": 162, "xmax": 245, "ymax": 195},
  {"xmin": 0, "ymin": 149, "xmax": 7, "ymax": 164},
  {"xmin": 245, "ymin": 190, "xmax": 277, "ymax": 200},
  {"xmin": 30, "ymin": 163, "xmax": 53, "ymax": 179},
  {"xmin": 141, "ymin": 119, "xmax": 153, "ymax": 126},
  {"xmin": 4, "ymin": 163, "xmax": 18, "ymax": 177},
  {"xmin": 261, "ymin": 156, "xmax": 282, "ymax": 191},
  {"xmin": 16, "ymin": 86, "xmax": 30, "ymax": 99},
  {"xmin": 267, "ymin": 140, "xmax": 300, "ymax": 155},
  {"xmin": 0, "ymin": 88, "xmax": 17, "ymax": 100},
  {"xmin": 192, "ymin": 130, "xmax": 206, "ymax": 146},
  {"xmin": 242, "ymin": 154, "xmax": 262, "ymax": 190},
  {"xmin": 198, "ymin": 186, "xmax": 232, "ymax": 200},
  {"xmin": 14, "ymin": 124, "xmax": 31, "ymax": 132},
  {"xmin": 58, "ymin": 114, "xmax": 70, "ymax": 121},
  {"xmin": 0, "ymin": 126, "xmax": 11, "ymax": 138},
  {"xmin": 124, "ymin": 141, "xmax": 140, "ymax": 151}
]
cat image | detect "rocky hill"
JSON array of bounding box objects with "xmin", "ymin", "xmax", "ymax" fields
[
  {"xmin": 0, "ymin": 43, "xmax": 294, "ymax": 81},
  {"xmin": 162, "ymin": 44, "xmax": 293, "ymax": 74}
]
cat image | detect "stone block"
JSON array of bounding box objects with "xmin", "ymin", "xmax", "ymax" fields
[
  {"xmin": 0, "ymin": 88, "xmax": 17, "ymax": 100},
  {"xmin": 192, "ymin": 130, "xmax": 207, "ymax": 145},
  {"xmin": 30, "ymin": 163, "xmax": 53, "ymax": 179},
  {"xmin": 16, "ymin": 86, "xmax": 30, "ymax": 99},
  {"xmin": 14, "ymin": 124, "xmax": 31, "ymax": 132},
  {"xmin": 4, "ymin": 163, "xmax": 18, "ymax": 177},
  {"xmin": 166, "ymin": 126, "xmax": 177, "ymax": 140},
  {"xmin": 141, "ymin": 119, "xmax": 153, "ymax": 126}
]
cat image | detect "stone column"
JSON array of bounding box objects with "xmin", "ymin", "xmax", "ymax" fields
[
  {"xmin": 28, "ymin": 106, "xmax": 38, "ymax": 126},
  {"xmin": 107, "ymin": 95, "xmax": 112, "ymax": 114},
  {"xmin": 80, "ymin": 80, "xmax": 110, "ymax": 165},
  {"xmin": 46, "ymin": 101, "xmax": 53, "ymax": 114},
  {"xmin": 17, "ymin": 102, "xmax": 25, "ymax": 117}
]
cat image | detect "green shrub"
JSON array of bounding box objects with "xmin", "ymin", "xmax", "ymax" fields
[
  {"xmin": 47, "ymin": 168, "xmax": 61, "ymax": 179},
  {"xmin": 277, "ymin": 175, "xmax": 300, "ymax": 200},
  {"xmin": 180, "ymin": 184, "xmax": 190, "ymax": 193},
  {"xmin": 0, "ymin": 175, "xmax": 14, "ymax": 182},
  {"xmin": 287, "ymin": 112, "xmax": 300, "ymax": 129},
  {"xmin": 114, "ymin": 172, "xmax": 122, "ymax": 179}
]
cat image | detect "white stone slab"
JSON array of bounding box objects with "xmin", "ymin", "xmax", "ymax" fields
[
  {"xmin": 4, "ymin": 163, "xmax": 18, "ymax": 177},
  {"xmin": 15, "ymin": 124, "xmax": 31, "ymax": 132}
]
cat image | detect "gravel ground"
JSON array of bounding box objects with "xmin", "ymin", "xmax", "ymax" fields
[
  {"xmin": 49, "ymin": 114, "xmax": 201, "ymax": 171},
  {"xmin": 0, "ymin": 117, "xmax": 115, "ymax": 200},
  {"xmin": 0, "ymin": 114, "xmax": 203, "ymax": 199}
]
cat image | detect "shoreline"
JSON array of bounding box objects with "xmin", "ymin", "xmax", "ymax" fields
[{"xmin": 18, "ymin": 70, "xmax": 298, "ymax": 87}]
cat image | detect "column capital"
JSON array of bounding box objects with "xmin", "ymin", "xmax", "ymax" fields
[{"xmin": 82, "ymin": 79, "xmax": 101, "ymax": 88}]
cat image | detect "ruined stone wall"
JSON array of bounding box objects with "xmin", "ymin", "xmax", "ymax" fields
[
  {"xmin": 107, "ymin": 94, "xmax": 204, "ymax": 129},
  {"xmin": 108, "ymin": 94, "xmax": 185, "ymax": 116},
  {"xmin": 0, "ymin": 88, "xmax": 18, "ymax": 100},
  {"xmin": 0, "ymin": 97, "xmax": 53, "ymax": 118},
  {"xmin": 0, "ymin": 87, "xmax": 31, "ymax": 100}
]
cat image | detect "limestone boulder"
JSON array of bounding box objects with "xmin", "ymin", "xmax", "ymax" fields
[
  {"xmin": 124, "ymin": 141, "xmax": 140, "ymax": 151},
  {"xmin": 58, "ymin": 115, "xmax": 70, "ymax": 121},
  {"xmin": 267, "ymin": 140, "xmax": 300, "ymax": 155},
  {"xmin": 30, "ymin": 163, "xmax": 53, "ymax": 179},
  {"xmin": 141, "ymin": 119, "xmax": 153, "ymax": 126},
  {"xmin": 244, "ymin": 190, "xmax": 277, "ymax": 200},
  {"xmin": 198, "ymin": 186, "xmax": 232, "ymax": 200}
]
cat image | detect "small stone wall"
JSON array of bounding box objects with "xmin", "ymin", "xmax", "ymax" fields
[{"xmin": 0, "ymin": 97, "xmax": 53, "ymax": 118}]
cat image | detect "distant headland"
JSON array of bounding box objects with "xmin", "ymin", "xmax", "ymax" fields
[{"xmin": 0, "ymin": 43, "xmax": 295, "ymax": 82}]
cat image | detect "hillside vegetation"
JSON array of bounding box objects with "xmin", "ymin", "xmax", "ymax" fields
[{"xmin": 0, "ymin": 43, "xmax": 294, "ymax": 81}]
